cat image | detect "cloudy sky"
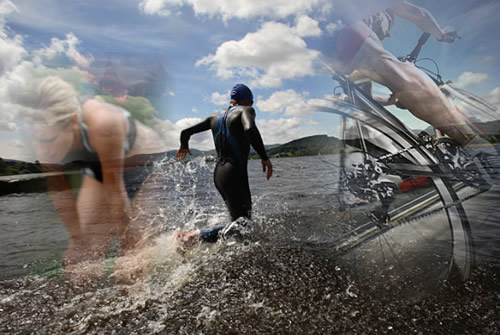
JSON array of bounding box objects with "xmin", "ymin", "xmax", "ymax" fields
[{"xmin": 0, "ymin": 0, "xmax": 499, "ymax": 160}]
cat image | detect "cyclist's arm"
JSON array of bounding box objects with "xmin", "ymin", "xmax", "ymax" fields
[{"xmin": 387, "ymin": 1, "xmax": 446, "ymax": 40}]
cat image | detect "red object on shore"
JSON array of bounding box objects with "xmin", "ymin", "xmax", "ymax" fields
[{"xmin": 398, "ymin": 176, "xmax": 431, "ymax": 192}]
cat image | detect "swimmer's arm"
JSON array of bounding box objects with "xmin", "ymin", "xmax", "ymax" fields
[
  {"xmin": 179, "ymin": 116, "xmax": 212, "ymax": 150},
  {"xmin": 43, "ymin": 166, "xmax": 81, "ymax": 238},
  {"xmin": 241, "ymin": 108, "xmax": 269, "ymax": 161},
  {"xmin": 388, "ymin": 1, "xmax": 449, "ymax": 41},
  {"xmin": 177, "ymin": 116, "xmax": 213, "ymax": 159},
  {"xmin": 93, "ymin": 119, "xmax": 132, "ymax": 249},
  {"xmin": 242, "ymin": 108, "xmax": 273, "ymax": 179}
]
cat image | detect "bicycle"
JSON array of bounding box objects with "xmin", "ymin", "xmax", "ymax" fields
[{"xmin": 313, "ymin": 32, "xmax": 499, "ymax": 286}]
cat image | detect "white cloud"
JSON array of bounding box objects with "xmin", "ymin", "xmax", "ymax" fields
[
  {"xmin": 33, "ymin": 32, "xmax": 94, "ymax": 68},
  {"xmin": 175, "ymin": 117, "xmax": 203, "ymax": 129},
  {"xmin": 153, "ymin": 117, "xmax": 214, "ymax": 150},
  {"xmin": 168, "ymin": 90, "xmax": 175, "ymax": 96},
  {"xmin": 0, "ymin": 1, "xmax": 26, "ymax": 77},
  {"xmin": 326, "ymin": 20, "xmax": 343, "ymax": 35},
  {"xmin": 256, "ymin": 89, "xmax": 334, "ymax": 116},
  {"xmin": 0, "ymin": 35, "xmax": 25, "ymax": 79},
  {"xmin": 256, "ymin": 116, "xmax": 330, "ymax": 145},
  {"xmin": 155, "ymin": 109, "xmax": 336, "ymax": 151},
  {"xmin": 191, "ymin": 107, "xmax": 198, "ymax": 113},
  {"xmin": 294, "ymin": 15, "xmax": 321, "ymax": 37},
  {"xmin": 211, "ymin": 91, "xmax": 228, "ymax": 105},
  {"xmin": 0, "ymin": 138, "xmax": 32, "ymax": 160},
  {"xmin": 453, "ymin": 72, "xmax": 489, "ymax": 88},
  {"xmin": 0, "ymin": 3, "xmax": 94, "ymax": 124},
  {"xmin": 196, "ymin": 21, "xmax": 320, "ymax": 88},
  {"xmin": 487, "ymin": 87, "xmax": 500, "ymax": 105},
  {"xmin": 0, "ymin": 120, "xmax": 17, "ymax": 131},
  {"xmin": 256, "ymin": 117, "xmax": 302, "ymax": 144},
  {"xmin": 139, "ymin": 0, "xmax": 328, "ymax": 21},
  {"xmin": 0, "ymin": 2, "xmax": 30, "ymax": 123},
  {"xmin": 139, "ymin": 0, "xmax": 175, "ymax": 17},
  {"xmin": 0, "ymin": 0, "xmax": 16, "ymax": 26}
]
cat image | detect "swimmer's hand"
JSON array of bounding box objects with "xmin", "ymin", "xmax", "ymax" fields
[
  {"xmin": 176, "ymin": 147, "xmax": 192, "ymax": 160},
  {"xmin": 262, "ymin": 159, "xmax": 273, "ymax": 180}
]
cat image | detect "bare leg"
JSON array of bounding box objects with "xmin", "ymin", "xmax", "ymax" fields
[
  {"xmin": 352, "ymin": 34, "xmax": 477, "ymax": 146},
  {"xmin": 63, "ymin": 175, "xmax": 114, "ymax": 286}
]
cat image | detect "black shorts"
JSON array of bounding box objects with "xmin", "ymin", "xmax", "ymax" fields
[{"xmin": 81, "ymin": 151, "xmax": 168, "ymax": 199}]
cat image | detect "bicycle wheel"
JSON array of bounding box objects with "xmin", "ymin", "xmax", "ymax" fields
[{"xmin": 314, "ymin": 98, "xmax": 475, "ymax": 297}]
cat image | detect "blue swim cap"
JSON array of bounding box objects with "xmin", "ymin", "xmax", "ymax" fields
[{"xmin": 230, "ymin": 84, "xmax": 253, "ymax": 103}]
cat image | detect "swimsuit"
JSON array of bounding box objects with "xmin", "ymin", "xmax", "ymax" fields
[
  {"xmin": 78, "ymin": 109, "xmax": 136, "ymax": 181},
  {"xmin": 60, "ymin": 108, "xmax": 139, "ymax": 197}
]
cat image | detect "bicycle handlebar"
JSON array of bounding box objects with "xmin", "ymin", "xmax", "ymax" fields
[
  {"xmin": 398, "ymin": 32, "xmax": 431, "ymax": 63},
  {"xmin": 408, "ymin": 32, "xmax": 431, "ymax": 62}
]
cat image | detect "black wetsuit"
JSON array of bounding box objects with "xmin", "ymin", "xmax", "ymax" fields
[{"xmin": 180, "ymin": 105, "xmax": 269, "ymax": 225}]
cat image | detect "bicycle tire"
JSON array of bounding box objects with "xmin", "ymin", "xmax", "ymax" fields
[{"xmin": 314, "ymin": 93, "xmax": 475, "ymax": 290}]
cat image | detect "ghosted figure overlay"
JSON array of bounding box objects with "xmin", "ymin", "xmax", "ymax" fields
[{"xmin": 19, "ymin": 76, "xmax": 167, "ymax": 283}]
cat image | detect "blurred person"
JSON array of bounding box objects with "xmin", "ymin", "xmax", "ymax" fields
[
  {"xmin": 20, "ymin": 76, "xmax": 167, "ymax": 279},
  {"xmin": 95, "ymin": 60, "xmax": 161, "ymax": 127},
  {"xmin": 175, "ymin": 84, "xmax": 273, "ymax": 248},
  {"xmin": 334, "ymin": 1, "xmax": 497, "ymax": 162}
]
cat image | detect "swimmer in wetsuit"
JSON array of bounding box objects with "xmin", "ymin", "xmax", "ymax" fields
[{"xmin": 176, "ymin": 84, "xmax": 273, "ymax": 244}]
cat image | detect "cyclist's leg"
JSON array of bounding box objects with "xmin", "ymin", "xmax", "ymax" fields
[{"xmin": 352, "ymin": 34, "xmax": 477, "ymax": 146}]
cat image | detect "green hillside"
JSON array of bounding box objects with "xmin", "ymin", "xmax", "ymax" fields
[
  {"xmin": 251, "ymin": 134, "xmax": 342, "ymax": 159},
  {"xmin": 0, "ymin": 158, "xmax": 43, "ymax": 176}
]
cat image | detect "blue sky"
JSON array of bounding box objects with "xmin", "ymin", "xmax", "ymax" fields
[{"xmin": 0, "ymin": 0, "xmax": 499, "ymax": 160}]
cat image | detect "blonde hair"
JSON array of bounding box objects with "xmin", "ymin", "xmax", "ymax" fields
[{"xmin": 24, "ymin": 76, "xmax": 80, "ymax": 126}]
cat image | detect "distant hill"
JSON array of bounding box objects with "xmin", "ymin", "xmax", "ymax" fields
[
  {"xmin": 251, "ymin": 134, "xmax": 342, "ymax": 159},
  {"xmin": 0, "ymin": 158, "xmax": 43, "ymax": 176},
  {"xmin": 176, "ymin": 134, "xmax": 342, "ymax": 159},
  {"xmin": 5, "ymin": 117, "xmax": 496, "ymax": 177}
]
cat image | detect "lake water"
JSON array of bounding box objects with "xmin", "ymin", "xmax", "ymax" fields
[{"xmin": 0, "ymin": 155, "xmax": 499, "ymax": 334}]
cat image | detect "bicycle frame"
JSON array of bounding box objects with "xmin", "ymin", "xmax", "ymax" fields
[{"xmin": 315, "ymin": 34, "xmax": 481, "ymax": 280}]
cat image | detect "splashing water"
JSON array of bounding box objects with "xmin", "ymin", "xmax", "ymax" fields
[{"xmin": 0, "ymin": 155, "xmax": 498, "ymax": 334}]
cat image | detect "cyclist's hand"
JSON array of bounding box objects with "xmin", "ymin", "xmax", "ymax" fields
[{"xmin": 439, "ymin": 26, "xmax": 460, "ymax": 43}]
